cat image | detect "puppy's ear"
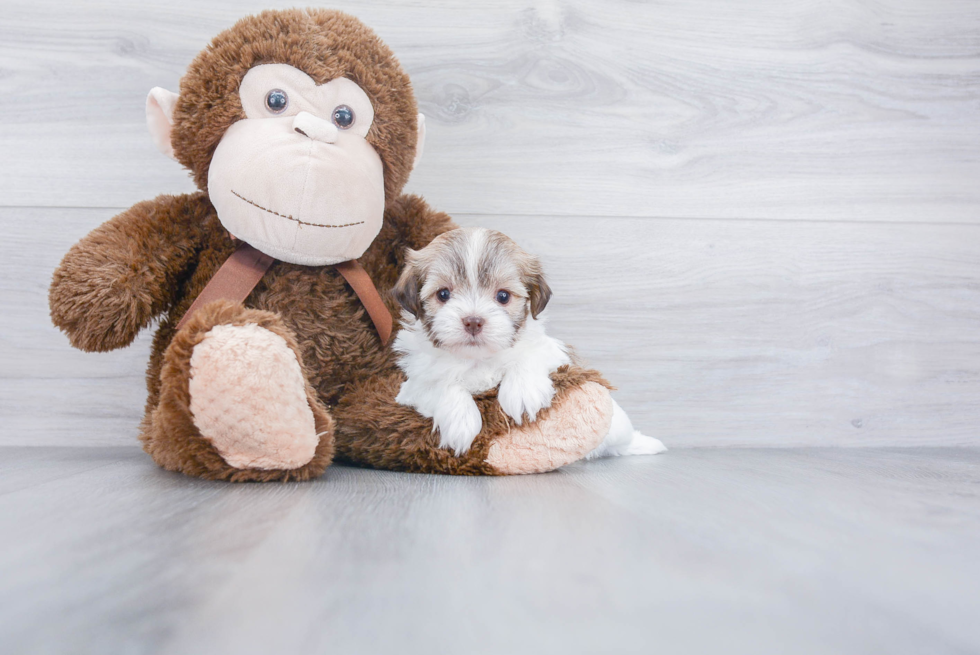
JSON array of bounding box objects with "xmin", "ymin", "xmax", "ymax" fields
[
  {"xmin": 526, "ymin": 267, "xmax": 553, "ymax": 319},
  {"xmin": 392, "ymin": 256, "xmax": 424, "ymax": 318}
]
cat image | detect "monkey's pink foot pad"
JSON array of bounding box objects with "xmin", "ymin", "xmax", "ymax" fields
[
  {"xmin": 487, "ymin": 381, "xmax": 613, "ymax": 474},
  {"xmin": 188, "ymin": 323, "xmax": 317, "ymax": 470}
]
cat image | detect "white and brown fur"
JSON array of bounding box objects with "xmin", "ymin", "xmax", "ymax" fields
[{"xmin": 391, "ymin": 227, "xmax": 666, "ymax": 459}]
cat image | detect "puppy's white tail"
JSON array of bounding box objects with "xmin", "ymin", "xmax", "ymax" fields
[
  {"xmin": 586, "ymin": 399, "xmax": 666, "ymax": 460},
  {"xmin": 623, "ymin": 431, "xmax": 667, "ymax": 456}
]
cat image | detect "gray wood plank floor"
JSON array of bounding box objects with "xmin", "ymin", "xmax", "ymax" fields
[{"xmin": 1, "ymin": 446, "xmax": 978, "ymax": 655}]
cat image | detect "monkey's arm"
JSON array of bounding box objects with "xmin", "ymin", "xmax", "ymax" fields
[
  {"xmin": 363, "ymin": 194, "xmax": 458, "ymax": 306},
  {"xmin": 49, "ymin": 192, "xmax": 210, "ymax": 352},
  {"xmin": 332, "ymin": 365, "xmax": 614, "ymax": 475},
  {"xmin": 383, "ymin": 193, "xmax": 458, "ymax": 253}
]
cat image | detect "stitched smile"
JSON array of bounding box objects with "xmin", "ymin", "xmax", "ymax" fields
[{"xmin": 231, "ymin": 190, "xmax": 365, "ymax": 228}]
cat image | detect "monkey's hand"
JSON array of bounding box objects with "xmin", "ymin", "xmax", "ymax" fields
[
  {"xmin": 49, "ymin": 193, "xmax": 208, "ymax": 352},
  {"xmin": 498, "ymin": 366, "xmax": 557, "ymax": 426}
]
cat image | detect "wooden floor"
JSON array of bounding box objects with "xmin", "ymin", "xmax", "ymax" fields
[{"xmin": 2, "ymin": 446, "xmax": 978, "ymax": 655}]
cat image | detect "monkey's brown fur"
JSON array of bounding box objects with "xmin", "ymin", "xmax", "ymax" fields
[
  {"xmin": 49, "ymin": 9, "xmax": 609, "ymax": 481},
  {"xmin": 333, "ymin": 365, "xmax": 611, "ymax": 475}
]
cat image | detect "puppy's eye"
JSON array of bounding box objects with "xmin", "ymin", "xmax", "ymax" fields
[
  {"xmin": 437, "ymin": 288, "xmax": 451, "ymax": 302},
  {"xmin": 265, "ymin": 89, "xmax": 288, "ymax": 114},
  {"xmin": 495, "ymin": 290, "xmax": 511, "ymax": 305},
  {"xmin": 332, "ymin": 105, "xmax": 355, "ymax": 129}
]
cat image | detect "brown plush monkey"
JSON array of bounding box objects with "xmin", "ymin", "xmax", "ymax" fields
[{"xmin": 48, "ymin": 9, "xmax": 615, "ymax": 482}]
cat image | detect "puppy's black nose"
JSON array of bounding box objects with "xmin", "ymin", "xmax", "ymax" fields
[{"xmin": 462, "ymin": 316, "xmax": 485, "ymax": 336}]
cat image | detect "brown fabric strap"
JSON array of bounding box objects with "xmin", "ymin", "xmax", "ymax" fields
[
  {"xmin": 334, "ymin": 259, "xmax": 393, "ymax": 346},
  {"xmin": 176, "ymin": 241, "xmax": 274, "ymax": 331},
  {"xmin": 175, "ymin": 242, "xmax": 393, "ymax": 346}
]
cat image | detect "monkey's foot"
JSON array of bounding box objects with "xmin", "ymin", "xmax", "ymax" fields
[
  {"xmin": 189, "ymin": 323, "xmax": 318, "ymax": 470},
  {"xmin": 486, "ymin": 381, "xmax": 613, "ymax": 475}
]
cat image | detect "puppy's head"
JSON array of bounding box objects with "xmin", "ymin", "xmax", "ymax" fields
[{"xmin": 392, "ymin": 227, "xmax": 552, "ymax": 356}]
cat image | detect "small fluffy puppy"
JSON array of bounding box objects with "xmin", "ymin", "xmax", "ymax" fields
[{"xmin": 391, "ymin": 227, "xmax": 666, "ymax": 460}]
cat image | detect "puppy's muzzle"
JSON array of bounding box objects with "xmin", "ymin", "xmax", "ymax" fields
[{"xmin": 462, "ymin": 316, "xmax": 485, "ymax": 336}]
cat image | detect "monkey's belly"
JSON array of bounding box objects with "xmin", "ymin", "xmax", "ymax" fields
[{"xmin": 247, "ymin": 264, "xmax": 397, "ymax": 406}]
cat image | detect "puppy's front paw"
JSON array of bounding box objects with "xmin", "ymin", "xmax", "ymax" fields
[
  {"xmin": 498, "ymin": 369, "xmax": 557, "ymax": 425},
  {"xmin": 433, "ymin": 395, "xmax": 483, "ymax": 456}
]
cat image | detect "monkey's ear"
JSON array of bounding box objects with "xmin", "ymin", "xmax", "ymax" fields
[
  {"xmin": 146, "ymin": 87, "xmax": 179, "ymax": 160},
  {"xmin": 526, "ymin": 271, "xmax": 553, "ymax": 319},
  {"xmin": 412, "ymin": 114, "xmax": 426, "ymax": 172},
  {"xmin": 392, "ymin": 259, "xmax": 424, "ymax": 318}
]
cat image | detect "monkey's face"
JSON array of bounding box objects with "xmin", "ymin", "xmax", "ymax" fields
[
  {"xmin": 207, "ymin": 64, "xmax": 386, "ymax": 266},
  {"xmin": 147, "ymin": 10, "xmax": 425, "ymax": 265}
]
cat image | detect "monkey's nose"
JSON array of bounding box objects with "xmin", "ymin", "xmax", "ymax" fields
[
  {"xmin": 462, "ymin": 316, "xmax": 485, "ymax": 336},
  {"xmin": 293, "ymin": 111, "xmax": 338, "ymax": 143}
]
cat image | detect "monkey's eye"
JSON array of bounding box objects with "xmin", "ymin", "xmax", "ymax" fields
[
  {"xmin": 437, "ymin": 288, "xmax": 451, "ymax": 303},
  {"xmin": 332, "ymin": 105, "xmax": 355, "ymax": 129},
  {"xmin": 495, "ymin": 290, "xmax": 511, "ymax": 305},
  {"xmin": 265, "ymin": 89, "xmax": 288, "ymax": 114}
]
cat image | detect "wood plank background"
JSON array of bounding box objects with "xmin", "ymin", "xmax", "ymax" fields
[{"xmin": 1, "ymin": 0, "xmax": 978, "ymax": 447}]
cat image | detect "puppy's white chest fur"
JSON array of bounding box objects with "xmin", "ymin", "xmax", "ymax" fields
[{"xmin": 394, "ymin": 317, "xmax": 570, "ymax": 455}]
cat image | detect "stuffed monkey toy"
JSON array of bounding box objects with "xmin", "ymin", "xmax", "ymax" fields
[{"xmin": 48, "ymin": 9, "xmax": 616, "ymax": 482}]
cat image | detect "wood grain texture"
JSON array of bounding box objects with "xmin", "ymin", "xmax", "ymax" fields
[
  {"xmin": 1, "ymin": 447, "xmax": 978, "ymax": 654},
  {"xmin": 5, "ymin": 207, "xmax": 978, "ymax": 448},
  {"xmin": 2, "ymin": 2, "xmax": 978, "ymax": 447},
  {"xmin": 0, "ymin": 0, "xmax": 978, "ymax": 220}
]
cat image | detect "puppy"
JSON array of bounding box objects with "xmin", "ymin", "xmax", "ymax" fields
[{"xmin": 391, "ymin": 227, "xmax": 666, "ymax": 460}]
